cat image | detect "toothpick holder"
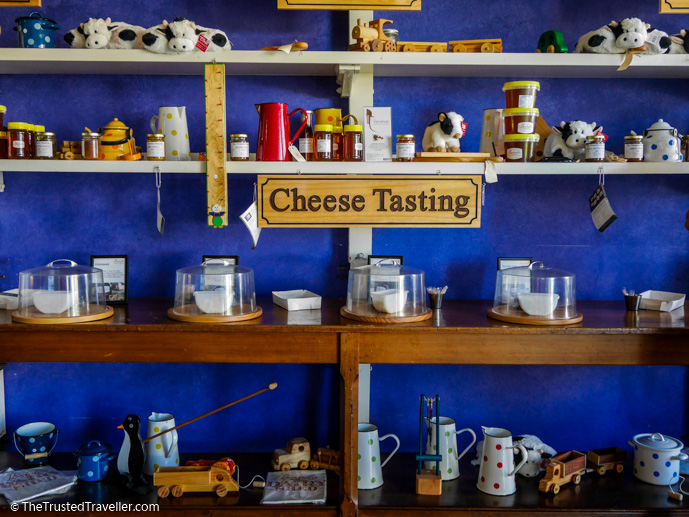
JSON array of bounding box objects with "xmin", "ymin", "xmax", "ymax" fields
[{"xmin": 428, "ymin": 292, "xmax": 444, "ymax": 310}]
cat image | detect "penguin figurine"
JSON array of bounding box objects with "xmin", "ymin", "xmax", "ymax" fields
[{"xmin": 117, "ymin": 414, "xmax": 146, "ymax": 488}]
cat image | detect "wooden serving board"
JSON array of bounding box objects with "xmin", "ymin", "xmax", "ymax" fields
[
  {"xmin": 167, "ymin": 305, "xmax": 262, "ymax": 323},
  {"xmin": 340, "ymin": 306, "xmax": 432, "ymax": 323},
  {"xmin": 12, "ymin": 305, "xmax": 114, "ymax": 324},
  {"xmin": 487, "ymin": 306, "xmax": 583, "ymax": 326}
]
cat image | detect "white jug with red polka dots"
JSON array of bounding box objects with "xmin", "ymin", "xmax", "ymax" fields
[
  {"xmin": 477, "ymin": 427, "xmax": 527, "ymax": 496},
  {"xmin": 151, "ymin": 106, "xmax": 190, "ymax": 161}
]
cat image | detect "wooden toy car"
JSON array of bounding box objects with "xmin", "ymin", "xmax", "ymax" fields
[
  {"xmin": 154, "ymin": 464, "xmax": 239, "ymax": 498},
  {"xmin": 349, "ymin": 18, "xmax": 396, "ymax": 52},
  {"xmin": 397, "ymin": 41, "xmax": 447, "ymax": 52},
  {"xmin": 449, "ymin": 39, "xmax": 502, "ymax": 53},
  {"xmin": 272, "ymin": 437, "xmax": 311, "ymax": 471},
  {"xmin": 310, "ymin": 446, "xmax": 340, "ymax": 474},
  {"xmin": 539, "ymin": 450, "xmax": 587, "ymax": 494},
  {"xmin": 536, "ymin": 30, "xmax": 568, "ymax": 53},
  {"xmin": 587, "ymin": 447, "xmax": 627, "ymax": 475}
]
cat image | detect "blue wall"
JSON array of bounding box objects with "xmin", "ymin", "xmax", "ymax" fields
[{"xmin": 0, "ymin": 1, "xmax": 688, "ymax": 456}]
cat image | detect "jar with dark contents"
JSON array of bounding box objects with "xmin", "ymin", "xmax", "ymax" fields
[
  {"xmin": 0, "ymin": 105, "xmax": 5, "ymax": 130},
  {"xmin": 36, "ymin": 132, "xmax": 57, "ymax": 159},
  {"xmin": 624, "ymin": 134, "xmax": 643, "ymax": 162},
  {"xmin": 298, "ymin": 111, "xmax": 314, "ymax": 161},
  {"xmin": 7, "ymin": 122, "xmax": 29, "ymax": 159},
  {"xmin": 585, "ymin": 134, "xmax": 605, "ymax": 162},
  {"xmin": 27, "ymin": 124, "xmax": 37, "ymax": 159},
  {"xmin": 82, "ymin": 132, "xmax": 101, "ymax": 160},
  {"xmin": 396, "ymin": 134, "xmax": 415, "ymax": 161},
  {"xmin": 314, "ymin": 124, "xmax": 333, "ymax": 161},
  {"xmin": 0, "ymin": 131, "xmax": 7, "ymax": 159},
  {"xmin": 343, "ymin": 124, "xmax": 363, "ymax": 161},
  {"xmin": 332, "ymin": 126, "xmax": 343, "ymax": 161},
  {"xmin": 147, "ymin": 133, "xmax": 166, "ymax": 161}
]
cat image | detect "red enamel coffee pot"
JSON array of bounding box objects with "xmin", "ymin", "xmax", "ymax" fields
[{"xmin": 255, "ymin": 103, "xmax": 307, "ymax": 161}]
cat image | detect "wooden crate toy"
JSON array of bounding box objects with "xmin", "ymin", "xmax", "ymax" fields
[
  {"xmin": 587, "ymin": 447, "xmax": 626, "ymax": 475},
  {"xmin": 310, "ymin": 446, "xmax": 341, "ymax": 475},
  {"xmin": 539, "ymin": 450, "xmax": 588, "ymax": 494},
  {"xmin": 449, "ymin": 39, "xmax": 502, "ymax": 53},
  {"xmin": 397, "ymin": 41, "xmax": 447, "ymax": 52},
  {"xmin": 415, "ymin": 394, "xmax": 442, "ymax": 495}
]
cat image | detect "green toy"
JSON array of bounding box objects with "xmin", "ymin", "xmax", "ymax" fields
[{"xmin": 537, "ymin": 30, "xmax": 568, "ymax": 53}]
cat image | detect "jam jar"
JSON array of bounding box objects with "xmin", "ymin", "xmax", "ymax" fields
[
  {"xmin": 147, "ymin": 133, "xmax": 166, "ymax": 161},
  {"xmin": 36, "ymin": 131, "xmax": 57, "ymax": 159},
  {"xmin": 7, "ymin": 122, "xmax": 29, "ymax": 159},
  {"xmin": 396, "ymin": 134, "xmax": 415, "ymax": 161},
  {"xmin": 82, "ymin": 131, "xmax": 101, "ymax": 160},
  {"xmin": 0, "ymin": 131, "xmax": 7, "ymax": 159},
  {"xmin": 624, "ymin": 134, "xmax": 643, "ymax": 162},
  {"xmin": 314, "ymin": 124, "xmax": 333, "ymax": 161},
  {"xmin": 230, "ymin": 134, "xmax": 249, "ymax": 161},
  {"xmin": 585, "ymin": 135, "xmax": 605, "ymax": 162},
  {"xmin": 343, "ymin": 124, "xmax": 363, "ymax": 161}
]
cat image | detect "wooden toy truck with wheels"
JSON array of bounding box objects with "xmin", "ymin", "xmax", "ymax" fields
[
  {"xmin": 588, "ymin": 447, "xmax": 627, "ymax": 475},
  {"xmin": 539, "ymin": 450, "xmax": 588, "ymax": 494},
  {"xmin": 154, "ymin": 464, "xmax": 239, "ymax": 498},
  {"xmin": 449, "ymin": 39, "xmax": 502, "ymax": 53},
  {"xmin": 310, "ymin": 446, "xmax": 341, "ymax": 474},
  {"xmin": 272, "ymin": 437, "xmax": 311, "ymax": 471}
]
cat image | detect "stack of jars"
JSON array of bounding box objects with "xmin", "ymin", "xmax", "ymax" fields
[
  {"xmin": 297, "ymin": 109, "xmax": 363, "ymax": 162},
  {"xmin": 5, "ymin": 122, "xmax": 57, "ymax": 160},
  {"xmin": 501, "ymin": 81, "xmax": 541, "ymax": 162}
]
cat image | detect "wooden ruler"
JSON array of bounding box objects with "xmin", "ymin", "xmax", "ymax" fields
[{"xmin": 205, "ymin": 63, "xmax": 228, "ymax": 228}]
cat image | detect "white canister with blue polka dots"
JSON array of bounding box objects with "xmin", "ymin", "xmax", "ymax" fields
[{"xmin": 629, "ymin": 432, "xmax": 688, "ymax": 485}]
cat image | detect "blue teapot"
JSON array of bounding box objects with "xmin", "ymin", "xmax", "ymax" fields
[{"xmin": 74, "ymin": 440, "xmax": 117, "ymax": 482}]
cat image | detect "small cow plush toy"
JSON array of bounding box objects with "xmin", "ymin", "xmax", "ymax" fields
[
  {"xmin": 422, "ymin": 112, "xmax": 464, "ymax": 152},
  {"xmin": 472, "ymin": 434, "xmax": 557, "ymax": 478},
  {"xmin": 64, "ymin": 18, "xmax": 146, "ymax": 49},
  {"xmin": 142, "ymin": 17, "xmax": 230, "ymax": 54},
  {"xmin": 544, "ymin": 120, "xmax": 602, "ymax": 160},
  {"xmin": 575, "ymin": 18, "xmax": 651, "ymax": 54}
]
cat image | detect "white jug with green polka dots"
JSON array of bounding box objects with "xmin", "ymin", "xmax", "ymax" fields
[
  {"xmin": 144, "ymin": 412, "xmax": 180, "ymax": 475},
  {"xmin": 424, "ymin": 416, "xmax": 476, "ymax": 481},
  {"xmin": 151, "ymin": 107, "xmax": 190, "ymax": 161},
  {"xmin": 358, "ymin": 423, "xmax": 400, "ymax": 490}
]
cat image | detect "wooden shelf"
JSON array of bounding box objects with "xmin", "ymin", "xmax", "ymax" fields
[
  {"xmin": 0, "ymin": 452, "xmax": 340, "ymax": 515},
  {"xmin": 3, "ymin": 159, "xmax": 689, "ymax": 176},
  {"xmin": 1, "ymin": 49, "xmax": 688, "ymax": 78}
]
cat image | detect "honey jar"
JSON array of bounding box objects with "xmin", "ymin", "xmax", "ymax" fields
[
  {"xmin": 7, "ymin": 122, "xmax": 29, "ymax": 159},
  {"xmin": 298, "ymin": 111, "xmax": 314, "ymax": 161},
  {"xmin": 314, "ymin": 124, "xmax": 333, "ymax": 161},
  {"xmin": 503, "ymin": 81, "xmax": 540, "ymax": 109},
  {"xmin": 502, "ymin": 133, "xmax": 540, "ymax": 162},
  {"xmin": 343, "ymin": 124, "xmax": 363, "ymax": 161},
  {"xmin": 82, "ymin": 131, "xmax": 101, "ymax": 160},
  {"xmin": 396, "ymin": 134, "xmax": 415, "ymax": 161},
  {"xmin": 147, "ymin": 133, "xmax": 166, "ymax": 161},
  {"xmin": 333, "ymin": 126, "xmax": 343, "ymax": 161},
  {"xmin": 230, "ymin": 134, "xmax": 249, "ymax": 161},
  {"xmin": 585, "ymin": 135, "xmax": 605, "ymax": 162},
  {"xmin": 624, "ymin": 134, "xmax": 643, "ymax": 162},
  {"xmin": 35, "ymin": 131, "xmax": 57, "ymax": 159},
  {"xmin": 0, "ymin": 131, "xmax": 7, "ymax": 159}
]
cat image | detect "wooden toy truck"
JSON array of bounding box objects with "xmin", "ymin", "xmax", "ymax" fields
[
  {"xmin": 310, "ymin": 446, "xmax": 341, "ymax": 474},
  {"xmin": 449, "ymin": 39, "xmax": 502, "ymax": 53},
  {"xmin": 539, "ymin": 450, "xmax": 587, "ymax": 494},
  {"xmin": 587, "ymin": 447, "xmax": 627, "ymax": 475},
  {"xmin": 349, "ymin": 19, "xmax": 396, "ymax": 52},
  {"xmin": 272, "ymin": 437, "xmax": 311, "ymax": 471},
  {"xmin": 154, "ymin": 464, "xmax": 239, "ymax": 498},
  {"xmin": 397, "ymin": 41, "xmax": 447, "ymax": 52}
]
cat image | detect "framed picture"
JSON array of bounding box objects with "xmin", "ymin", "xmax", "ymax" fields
[
  {"xmin": 497, "ymin": 257, "xmax": 532, "ymax": 270},
  {"xmin": 202, "ymin": 255, "xmax": 239, "ymax": 265},
  {"xmin": 90, "ymin": 255, "xmax": 128, "ymax": 305},
  {"xmin": 0, "ymin": 0, "xmax": 42, "ymax": 5},
  {"xmin": 660, "ymin": 0, "xmax": 689, "ymax": 13},
  {"xmin": 368, "ymin": 255, "xmax": 404, "ymax": 266},
  {"xmin": 278, "ymin": 0, "xmax": 420, "ymax": 10}
]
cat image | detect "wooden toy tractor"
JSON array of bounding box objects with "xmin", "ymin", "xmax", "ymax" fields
[{"xmin": 272, "ymin": 437, "xmax": 311, "ymax": 471}]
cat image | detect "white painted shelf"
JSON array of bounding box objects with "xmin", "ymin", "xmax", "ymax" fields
[
  {"xmin": 1, "ymin": 49, "xmax": 688, "ymax": 78},
  {"xmin": 3, "ymin": 159, "xmax": 688, "ymax": 175}
]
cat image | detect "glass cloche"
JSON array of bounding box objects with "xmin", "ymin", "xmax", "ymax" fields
[
  {"xmin": 168, "ymin": 261, "xmax": 262, "ymax": 322},
  {"xmin": 488, "ymin": 261, "xmax": 581, "ymax": 325},
  {"xmin": 342, "ymin": 263, "xmax": 431, "ymax": 322},
  {"xmin": 12, "ymin": 259, "xmax": 113, "ymax": 323}
]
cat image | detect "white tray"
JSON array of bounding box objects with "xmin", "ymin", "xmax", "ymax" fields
[
  {"xmin": 639, "ymin": 290, "xmax": 686, "ymax": 312},
  {"xmin": 272, "ymin": 290, "xmax": 322, "ymax": 311}
]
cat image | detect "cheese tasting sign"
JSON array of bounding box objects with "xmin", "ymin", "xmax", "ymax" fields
[{"xmin": 258, "ymin": 175, "xmax": 481, "ymax": 228}]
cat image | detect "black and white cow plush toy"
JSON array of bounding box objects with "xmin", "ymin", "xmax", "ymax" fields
[
  {"xmin": 142, "ymin": 18, "xmax": 230, "ymax": 54},
  {"xmin": 668, "ymin": 30, "xmax": 689, "ymax": 54},
  {"xmin": 64, "ymin": 18, "xmax": 146, "ymax": 49},
  {"xmin": 574, "ymin": 18, "xmax": 650, "ymax": 54},
  {"xmin": 422, "ymin": 111, "xmax": 464, "ymax": 152},
  {"xmin": 544, "ymin": 120, "xmax": 603, "ymax": 160},
  {"xmin": 472, "ymin": 434, "xmax": 557, "ymax": 478}
]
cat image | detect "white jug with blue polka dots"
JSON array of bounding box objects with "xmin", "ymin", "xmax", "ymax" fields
[
  {"xmin": 151, "ymin": 107, "xmax": 190, "ymax": 161},
  {"xmin": 643, "ymin": 120, "xmax": 683, "ymax": 162},
  {"xmin": 144, "ymin": 412, "xmax": 180, "ymax": 475}
]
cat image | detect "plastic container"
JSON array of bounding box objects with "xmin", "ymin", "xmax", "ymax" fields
[
  {"xmin": 489, "ymin": 261, "xmax": 579, "ymax": 324},
  {"xmin": 13, "ymin": 259, "xmax": 110, "ymax": 322},
  {"xmin": 314, "ymin": 124, "xmax": 333, "ymax": 161},
  {"xmin": 503, "ymin": 81, "xmax": 540, "ymax": 109},
  {"xmin": 343, "ymin": 263, "xmax": 430, "ymax": 320},
  {"xmin": 502, "ymin": 108, "xmax": 540, "ymax": 134},
  {"xmin": 502, "ymin": 133, "xmax": 540, "ymax": 162},
  {"xmin": 344, "ymin": 124, "xmax": 363, "ymax": 161},
  {"xmin": 7, "ymin": 122, "xmax": 29, "ymax": 159},
  {"xmin": 168, "ymin": 261, "xmax": 260, "ymax": 321}
]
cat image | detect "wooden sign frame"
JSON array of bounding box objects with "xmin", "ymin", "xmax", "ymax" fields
[
  {"xmin": 258, "ymin": 175, "xmax": 481, "ymax": 228},
  {"xmin": 205, "ymin": 63, "xmax": 228, "ymax": 229},
  {"xmin": 278, "ymin": 0, "xmax": 420, "ymax": 10},
  {"xmin": 0, "ymin": 0, "xmax": 41, "ymax": 5},
  {"xmin": 660, "ymin": 0, "xmax": 689, "ymax": 12}
]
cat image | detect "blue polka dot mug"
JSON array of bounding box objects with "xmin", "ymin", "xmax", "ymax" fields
[
  {"xmin": 629, "ymin": 432, "xmax": 688, "ymax": 486},
  {"xmin": 13, "ymin": 422, "xmax": 59, "ymax": 466},
  {"xmin": 73, "ymin": 440, "xmax": 117, "ymax": 482}
]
